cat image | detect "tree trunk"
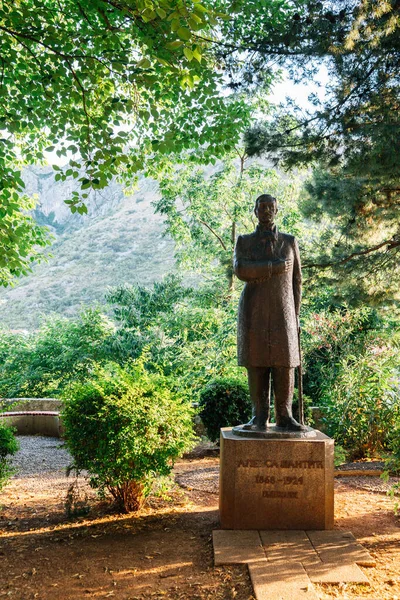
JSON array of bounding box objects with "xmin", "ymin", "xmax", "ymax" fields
[{"xmin": 109, "ymin": 480, "xmax": 145, "ymax": 513}]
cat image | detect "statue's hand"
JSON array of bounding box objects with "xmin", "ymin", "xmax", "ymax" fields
[
  {"xmin": 284, "ymin": 259, "xmax": 292, "ymax": 273},
  {"xmin": 272, "ymin": 259, "xmax": 291, "ymax": 274}
]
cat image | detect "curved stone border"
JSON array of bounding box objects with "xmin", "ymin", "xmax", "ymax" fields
[{"xmin": 0, "ymin": 411, "xmax": 63, "ymax": 437}]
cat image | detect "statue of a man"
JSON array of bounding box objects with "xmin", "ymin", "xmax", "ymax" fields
[{"xmin": 234, "ymin": 193, "xmax": 305, "ymax": 432}]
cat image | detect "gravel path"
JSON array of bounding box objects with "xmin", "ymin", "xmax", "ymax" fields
[
  {"xmin": 10, "ymin": 435, "xmax": 71, "ymax": 479},
  {"xmin": 339, "ymin": 475, "xmax": 400, "ymax": 495},
  {"xmin": 175, "ymin": 464, "xmax": 400, "ymax": 496},
  {"xmin": 8, "ymin": 436, "xmax": 400, "ymax": 498},
  {"xmin": 176, "ymin": 465, "xmax": 219, "ymax": 495}
]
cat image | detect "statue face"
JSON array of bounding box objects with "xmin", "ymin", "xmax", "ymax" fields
[{"xmin": 255, "ymin": 200, "xmax": 277, "ymax": 225}]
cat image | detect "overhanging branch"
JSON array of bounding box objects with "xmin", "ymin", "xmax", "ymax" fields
[
  {"xmin": 303, "ymin": 237, "xmax": 400, "ymax": 270},
  {"xmin": 198, "ymin": 219, "xmax": 227, "ymax": 250}
]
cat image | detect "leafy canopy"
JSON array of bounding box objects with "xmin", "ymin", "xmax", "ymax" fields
[
  {"xmin": 0, "ymin": 308, "xmax": 114, "ymax": 398},
  {"xmin": 155, "ymin": 155, "xmax": 305, "ymax": 291},
  {"xmin": 221, "ymin": 0, "xmax": 400, "ymax": 304},
  {"xmin": 0, "ymin": 0, "xmax": 258, "ymax": 285}
]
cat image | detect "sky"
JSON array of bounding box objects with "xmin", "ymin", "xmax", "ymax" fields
[{"xmin": 270, "ymin": 65, "xmax": 329, "ymax": 111}]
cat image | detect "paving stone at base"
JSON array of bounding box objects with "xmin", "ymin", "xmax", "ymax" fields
[
  {"xmin": 305, "ymin": 561, "xmax": 370, "ymax": 584},
  {"xmin": 260, "ymin": 530, "xmax": 322, "ymax": 566},
  {"xmin": 307, "ymin": 530, "xmax": 376, "ymax": 567},
  {"xmin": 213, "ymin": 530, "xmax": 265, "ymax": 565},
  {"xmin": 248, "ymin": 559, "xmax": 319, "ymax": 600},
  {"xmin": 213, "ymin": 528, "xmax": 372, "ymax": 595}
]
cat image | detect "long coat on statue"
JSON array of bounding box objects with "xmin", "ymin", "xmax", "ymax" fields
[{"xmin": 234, "ymin": 224, "xmax": 302, "ymax": 368}]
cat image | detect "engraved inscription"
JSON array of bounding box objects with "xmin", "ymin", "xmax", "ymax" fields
[
  {"xmin": 236, "ymin": 456, "xmax": 324, "ymax": 504},
  {"xmin": 255, "ymin": 475, "xmax": 303, "ymax": 485},
  {"xmin": 283, "ymin": 475, "xmax": 304, "ymax": 485},
  {"xmin": 280, "ymin": 460, "xmax": 323, "ymax": 469},
  {"xmin": 237, "ymin": 459, "xmax": 322, "ymax": 469},
  {"xmin": 255, "ymin": 475, "xmax": 276, "ymax": 485}
]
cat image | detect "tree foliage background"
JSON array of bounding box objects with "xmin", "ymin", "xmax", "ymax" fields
[
  {"xmin": 233, "ymin": 0, "xmax": 400, "ymax": 304},
  {"xmin": 0, "ymin": 0, "xmax": 399, "ymax": 464},
  {"xmin": 0, "ymin": 0, "xmax": 258, "ymax": 285}
]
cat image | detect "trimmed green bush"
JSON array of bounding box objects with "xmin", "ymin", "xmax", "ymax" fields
[
  {"xmin": 199, "ymin": 376, "xmax": 251, "ymax": 442},
  {"xmin": 0, "ymin": 424, "xmax": 19, "ymax": 491},
  {"xmin": 62, "ymin": 363, "xmax": 194, "ymax": 512}
]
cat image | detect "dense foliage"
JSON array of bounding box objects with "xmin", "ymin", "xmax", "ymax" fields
[
  {"xmin": 0, "ymin": 277, "xmax": 237, "ymax": 399},
  {"xmin": 156, "ymin": 158, "xmax": 305, "ymax": 291},
  {"xmin": 198, "ymin": 375, "xmax": 251, "ymax": 442},
  {"xmin": 301, "ymin": 306, "xmax": 384, "ymax": 404},
  {"xmin": 0, "ymin": 0, "xmax": 261, "ymax": 285},
  {"xmin": 0, "ymin": 191, "xmax": 51, "ymax": 287},
  {"xmin": 302, "ymin": 306, "xmax": 400, "ymax": 458},
  {"xmin": 230, "ymin": 1, "xmax": 400, "ymax": 304},
  {"xmin": 62, "ymin": 363, "xmax": 194, "ymax": 511},
  {"xmin": 0, "ymin": 309, "xmax": 114, "ymax": 398},
  {"xmin": 0, "ymin": 423, "xmax": 19, "ymax": 492},
  {"xmin": 106, "ymin": 275, "xmax": 239, "ymax": 394},
  {"xmin": 323, "ymin": 345, "xmax": 399, "ymax": 459}
]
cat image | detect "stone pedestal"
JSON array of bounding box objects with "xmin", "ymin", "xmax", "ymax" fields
[{"xmin": 219, "ymin": 428, "xmax": 334, "ymax": 530}]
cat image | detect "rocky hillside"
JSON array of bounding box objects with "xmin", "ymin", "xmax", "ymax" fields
[{"xmin": 0, "ymin": 167, "xmax": 175, "ymax": 330}]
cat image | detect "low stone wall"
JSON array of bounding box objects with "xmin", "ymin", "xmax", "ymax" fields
[
  {"xmin": 0, "ymin": 398, "xmax": 64, "ymax": 437},
  {"xmin": 0, "ymin": 411, "xmax": 63, "ymax": 437}
]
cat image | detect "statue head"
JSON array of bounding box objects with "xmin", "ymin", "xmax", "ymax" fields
[{"xmin": 254, "ymin": 194, "xmax": 278, "ymax": 226}]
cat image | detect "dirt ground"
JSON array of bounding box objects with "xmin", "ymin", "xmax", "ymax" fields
[{"xmin": 1, "ymin": 444, "xmax": 400, "ymax": 600}]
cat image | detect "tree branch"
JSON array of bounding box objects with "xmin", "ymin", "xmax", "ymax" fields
[
  {"xmin": 303, "ymin": 237, "xmax": 400, "ymax": 270},
  {"xmin": 198, "ymin": 219, "xmax": 227, "ymax": 250}
]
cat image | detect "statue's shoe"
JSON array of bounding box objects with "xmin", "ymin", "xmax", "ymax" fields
[
  {"xmin": 241, "ymin": 416, "xmax": 267, "ymax": 431},
  {"xmin": 275, "ymin": 417, "xmax": 307, "ymax": 432}
]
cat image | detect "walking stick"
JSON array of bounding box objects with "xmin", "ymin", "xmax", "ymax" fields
[{"xmin": 297, "ymin": 325, "xmax": 304, "ymax": 425}]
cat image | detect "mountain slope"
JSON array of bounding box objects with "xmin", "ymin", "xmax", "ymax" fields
[{"xmin": 0, "ymin": 169, "xmax": 175, "ymax": 330}]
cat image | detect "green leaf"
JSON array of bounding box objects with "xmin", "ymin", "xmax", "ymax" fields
[
  {"xmin": 192, "ymin": 47, "xmax": 202, "ymax": 63},
  {"xmin": 177, "ymin": 27, "xmax": 191, "ymax": 41},
  {"xmin": 189, "ymin": 12, "xmax": 202, "ymax": 24},
  {"xmin": 165, "ymin": 40, "xmax": 183, "ymax": 50},
  {"xmin": 137, "ymin": 58, "xmax": 151, "ymax": 69},
  {"xmin": 183, "ymin": 48, "xmax": 194, "ymax": 62},
  {"xmin": 156, "ymin": 7, "xmax": 166, "ymax": 19},
  {"xmin": 171, "ymin": 19, "xmax": 180, "ymax": 32},
  {"xmin": 193, "ymin": 3, "xmax": 208, "ymax": 13}
]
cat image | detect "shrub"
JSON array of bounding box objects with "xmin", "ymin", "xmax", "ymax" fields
[
  {"xmin": 0, "ymin": 424, "xmax": 19, "ymax": 491},
  {"xmin": 321, "ymin": 346, "xmax": 400, "ymax": 459},
  {"xmin": 62, "ymin": 363, "xmax": 195, "ymax": 512},
  {"xmin": 199, "ymin": 376, "xmax": 251, "ymax": 443},
  {"xmin": 301, "ymin": 306, "xmax": 381, "ymax": 406},
  {"xmin": 0, "ymin": 308, "xmax": 114, "ymax": 398}
]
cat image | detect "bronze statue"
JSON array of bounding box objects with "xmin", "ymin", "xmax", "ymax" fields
[{"xmin": 234, "ymin": 194, "xmax": 306, "ymax": 432}]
